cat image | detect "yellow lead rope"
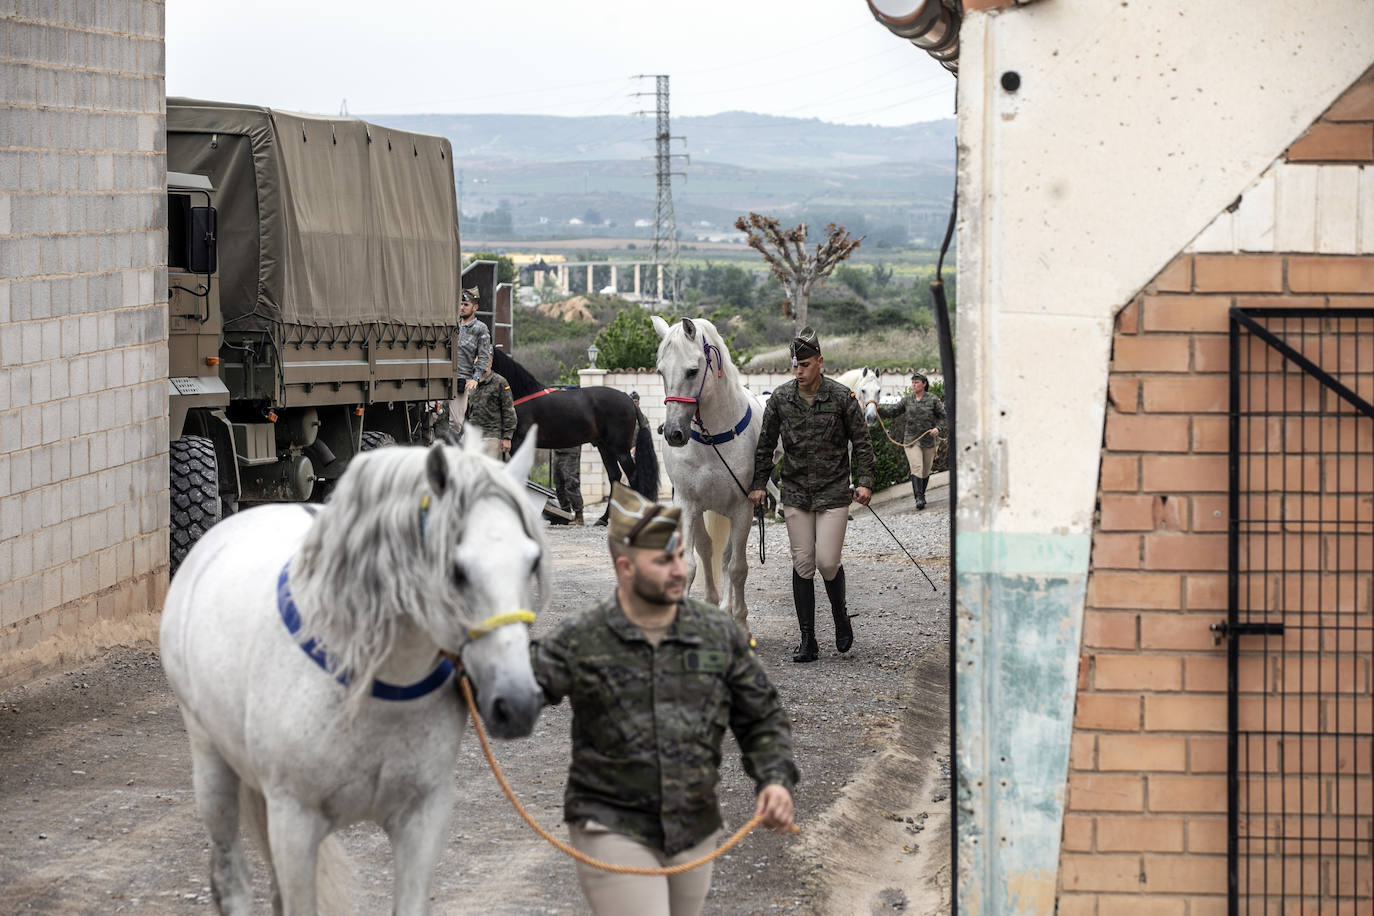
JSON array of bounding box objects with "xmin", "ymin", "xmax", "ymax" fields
[{"xmin": 458, "ymin": 675, "xmax": 797, "ymax": 876}]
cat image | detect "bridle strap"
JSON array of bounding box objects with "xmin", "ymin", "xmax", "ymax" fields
[{"xmin": 466, "ymin": 609, "xmax": 536, "ymax": 640}]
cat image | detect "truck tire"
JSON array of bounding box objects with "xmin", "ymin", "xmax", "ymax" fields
[
  {"xmin": 170, "ymin": 435, "xmax": 222, "ymax": 576},
  {"xmin": 360, "ymin": 431, "xmax": 396, "ymax": 451}
]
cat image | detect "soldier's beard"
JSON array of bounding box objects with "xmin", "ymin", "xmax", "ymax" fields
[{"xmin": 630, "ymin": 568, "xmax": 685, "ymax": 607}]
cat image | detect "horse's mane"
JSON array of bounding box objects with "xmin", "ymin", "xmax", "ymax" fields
[
  {"xmin": 288, "ymin": 438, "xmax": 550, "ymax": 705},
  {"xmin": 493, "ymin": 350, "xmax": 546, "ymax": 400},
  {"xmin": 661, "ymin": 317, "xmax": 743, "ymax": 391}
]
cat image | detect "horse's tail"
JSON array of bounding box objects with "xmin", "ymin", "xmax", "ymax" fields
[
  {"xmin": 239, "ymin": 783, "xmax": 360, "ymax": 914},
  {"xmin": 631, "ymin": 422, "xmax": 660, "ymax": 499}
]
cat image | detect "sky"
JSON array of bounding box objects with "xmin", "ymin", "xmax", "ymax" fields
[{"xmin": 165, "ymin": 1, "xmax": 956, "ymax": 128}]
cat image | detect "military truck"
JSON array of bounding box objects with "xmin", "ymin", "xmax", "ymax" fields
[{"xmin": 165, "ymin": 99, "xmax": 464, "ymax": 570}]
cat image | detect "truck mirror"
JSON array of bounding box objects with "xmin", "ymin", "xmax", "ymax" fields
[{"xmin": 190, "ymin": 206, "xmax": 217, "ymax": 274}]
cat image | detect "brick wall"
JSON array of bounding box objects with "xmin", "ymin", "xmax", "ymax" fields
[
  {"xmin": 0, "ymin": 3, "xmax": 168, "ymax": 686},
  {"xmin": 1059, "ymin": 66, "xmax": 1374, "ymax": 913}
]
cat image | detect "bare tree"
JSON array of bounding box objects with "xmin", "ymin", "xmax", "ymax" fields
[{"xmin": 734, "ymin": 212, "xmax": 864, "ymax": 334}]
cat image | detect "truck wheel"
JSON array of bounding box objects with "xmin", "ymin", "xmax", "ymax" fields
[
  {"xmin": 170, "ymin": 435, "xmax": 222, "ymax": 575},
  {"xmin": 360, "ymin": 431, "xmax": 396, "ymax": 451}
]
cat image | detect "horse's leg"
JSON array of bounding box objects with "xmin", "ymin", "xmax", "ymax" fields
[
  {"xmin": 693, "ymin": 510, "xmax": 722, "ymax": 606},
  {"xmin": 265, "ymin": 792, "xmax": 331, "ymax": 916},
  {"xmin": 385, "ymin": 783, "xmax": 456, "ymax": 916},
  {"xmin": 594, "ymin": 442, "xmax": 622, "ymax": 524},
  {"xmin": 726, "ymin": 502, "xmax": 754, "ymax": 629},
  {"xmin": 187, "ymin": 727, "xmax": 253, "ymax": 916}
]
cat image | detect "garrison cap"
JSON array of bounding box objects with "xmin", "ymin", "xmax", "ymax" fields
[
  {"xmin": 608, "ymin": 482, "xmax": 682, "ymax": 551},
  {"xmin": 462, "ymin": 286, "xmax": 480, "ymax": 303},
  {"xmin": 790, "ymin": 326, "xmax": 821, "ymax": 364}
]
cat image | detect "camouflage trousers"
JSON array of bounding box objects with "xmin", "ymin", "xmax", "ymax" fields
[{"xmin": 553, "ymin": 448, "xmax": 583, "ymax": 514}]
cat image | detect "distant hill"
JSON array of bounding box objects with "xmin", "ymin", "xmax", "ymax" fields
[
  {"xmin": 361, "ymin": 111, "xmax": 956, "ymax": 244},
  {"xmin": 363, "ymin": 111, "xmax": 955, "ymax": 171}
]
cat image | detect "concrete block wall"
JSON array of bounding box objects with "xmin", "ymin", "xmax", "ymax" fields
[
  {"xmin": 0, "ymin": 2, "xmax": 168, "ymax": 686},
  {"xmin": 1057, "ymin": 69, "xmax": 1374, "ymax": 913}
]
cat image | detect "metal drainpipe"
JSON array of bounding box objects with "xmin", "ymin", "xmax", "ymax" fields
[{"xmin": 865, "ymin": 0, "xmax": 963, "ymax": 73}]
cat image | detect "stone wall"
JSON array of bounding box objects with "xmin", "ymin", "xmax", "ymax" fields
[{"xmin": 0, "ymin": 2, "xmax": 168, "ymax": 686}]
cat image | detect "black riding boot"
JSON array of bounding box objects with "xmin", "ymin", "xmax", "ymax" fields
[
  {"xmin": 823, "ymin": 566, "xmax": 854, "ymax": 654},
  {"xmin": 915, "ymin": 475, "xmax": 928, "ymax": 510},
  {"xmin": 791, "ymin": 571, "xmax": 819, "ymax": 663},
  {"xmin": 910, "ymin": 475, "xmax": 920, "ymax": 505}
]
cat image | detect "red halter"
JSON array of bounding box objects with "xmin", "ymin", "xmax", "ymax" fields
[{"xmin": 663, "ymin": 338, "xmax": 724, "ymax": 409}]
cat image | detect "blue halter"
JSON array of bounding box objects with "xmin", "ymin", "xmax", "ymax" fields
[
  {"xmin": 276, "ymin": 563, "xmax": 455, "ymax": 701},
  {"xmin": 689, "ymin": 402, "xmax": 752, "ymax": 445}
]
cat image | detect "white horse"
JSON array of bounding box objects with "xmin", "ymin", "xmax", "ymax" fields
[
  {"xmin": 835, "ymin": 366, "xmax": 883, "ymax": 425},
  {"xmin": 653, "ymin": 315, "xmax": 762, "ymax": 627},
  {"xmin": 161, "ymin": 429, "xmax": 548, "ymax": 915}
]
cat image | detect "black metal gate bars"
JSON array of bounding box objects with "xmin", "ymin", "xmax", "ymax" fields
[{"xmin": 1227, "ymin": 307, "xmax": 1374, "ymax": 914}]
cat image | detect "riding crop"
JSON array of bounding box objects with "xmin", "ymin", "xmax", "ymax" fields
[
  {"xmin": 865, "ymin": 502, "xmax": 938, "ymax": 592},
  {"xmin": 458, "ymin": 675, "xmax": 797, "ymax": 876}
]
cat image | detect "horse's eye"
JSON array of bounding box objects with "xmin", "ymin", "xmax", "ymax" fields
[
  {"xmin": 684, "ymin": 368, "xmax": 698, "ymax": 379},
  {"xmin": 451, "ymin": 564, "xmax": 467, "ymax": 590}
]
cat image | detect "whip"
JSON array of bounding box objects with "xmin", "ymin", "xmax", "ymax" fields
[{"xmin": 864, "ymin": 502, "xmax": 938, "ymax": 592}]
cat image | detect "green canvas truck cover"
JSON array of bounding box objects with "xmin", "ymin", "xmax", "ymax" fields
[{"xmin": 167, "ymin": 98, "xmax": 461, "ymax": 332}]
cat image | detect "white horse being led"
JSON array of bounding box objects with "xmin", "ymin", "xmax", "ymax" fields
[
  {"xmin": 653, "ymin": 315, "xmax": 762, "ymax": 627},
  {"xmin": 835, "ymin": 366, "xmax": 883, "ymax": 425},
  {"xmin": 161, "ymin": 430, "xmax": 548, "ymax": 915}
]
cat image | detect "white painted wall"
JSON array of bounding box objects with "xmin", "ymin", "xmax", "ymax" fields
[{"xmin": 957, "ymin": 0, "xmax": 1374, "ymax": 535}]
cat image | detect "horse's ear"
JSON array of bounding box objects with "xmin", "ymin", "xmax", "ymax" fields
[
  {"xmin": 505, "ymin": 424, "xmax": 538, "ymax": 485},
  {"xmin": 651, "ymin": 315, "xmax": 671, "ymax": 340},
  {"xmin": 682, "ymin": 317, "xmax": 696, "ymax": 339},
  {"xmin": 425, "ymin": 444, "xmax": 449, "ymax": 496}
]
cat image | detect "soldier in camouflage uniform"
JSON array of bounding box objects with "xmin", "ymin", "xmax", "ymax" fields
[
  {"xmin": 449, "ymin": 286, "xmax": 492, "ymax": 440},
  {"xmin": 531, "ymin": 482, "xmax": 798, "ymax": 916},
  {"xmin": 464, "ymin": 368, "xmax": 516, "ymax": 459},
  {"xmin": 749, "ymin": 327, "xmax": 875, "ymax": 663},
  {"xmin": 553, "ymin": 445, "xmax": 584, "ymax": 525},
  {"xmin": 878, "ymin": 371, "xmax": 946, "ymax": 510}
]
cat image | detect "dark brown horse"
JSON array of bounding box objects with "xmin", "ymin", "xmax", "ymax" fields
[{"xmin": 493, "ymin": 351, "xmax": 659, "ymax": 521}]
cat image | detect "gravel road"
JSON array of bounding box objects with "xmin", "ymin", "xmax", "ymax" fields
[{"xmin": 0, "ymin": 480, "xmax": 951, "ymax": 915}]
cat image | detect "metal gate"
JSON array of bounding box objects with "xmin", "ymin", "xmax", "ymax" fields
[{"xmin": 1225, "ymin": 307, "xmax": 1374, "ymax": 914}]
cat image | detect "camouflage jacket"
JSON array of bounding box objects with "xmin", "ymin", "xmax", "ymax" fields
[
  {"xmin": 531, "ymin": 594, "xmax": 799, "ymax": 856},
  {"xmin": 878, "ymin": 392, "xmax": 947, "ymax": 448},
  {"xmin": 455, "ymin": 317, "xmax": 492, "ymax": 381},
  {"xmin": 465, "ymin": 372, "xmax": 516, "ymax": 439},
  {"xmin": 751, "ymin": 377, "xmax": 876, "ymax": 511}
]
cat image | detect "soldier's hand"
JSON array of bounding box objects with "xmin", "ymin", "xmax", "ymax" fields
[
  {"xmin": 501, "ymin": 438, "xmax": 512, "ymax": 454},
  {"xmin": 853, "ymin": 487, "xmax": 872, "ymax": 506},
  {"xmin": 465, "ymin": 378, "xmax": 478, "ymax": 392},
  {"xmin": 748, "ymin": 489, "xmax": 767, "ymax": 509},
  {"xmin": 755, "ymin": 784, "xmax": 794, "ymax": 833}
]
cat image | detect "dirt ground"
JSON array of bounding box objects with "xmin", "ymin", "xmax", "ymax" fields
[{"xmin": 0, "ymin": 486, "xmax": 951, "ymax": 915}]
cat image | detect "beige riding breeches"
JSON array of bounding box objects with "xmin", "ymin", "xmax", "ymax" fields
[
  {"xmin": 449, "ymin": 389, "xmax": 471, "ymax": 438},
  {"xmin": 904, "ymin": 443, "xmax": 936, "ymax": 479},
  {"xmin": 569, "ymin": 821, "xmax": 723, "ymax": 916},
  {"xmin": 782, "ymin": 505, "xmax": 850, "ymax": 581}
]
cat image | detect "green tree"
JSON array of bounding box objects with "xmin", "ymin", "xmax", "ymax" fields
[
  {"xmin": 592, "ymin": 307, "xmax": 660, "ymax": 370},
  {"xmin": 834, "ymin": 264, "xmax": 870, "ymax": 299},
  {"xmin": 466, "ymin": 251, "xmax": 517, "ymax": 285}
]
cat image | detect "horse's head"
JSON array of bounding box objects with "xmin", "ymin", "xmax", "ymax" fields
[
  {"xmin": 652, "ymin": 315, "xmax": 726, "ymax": 448},
  {"xmin": 293, "ymin": 429, "xmax": 548, "ymax": 738},
  {"xmin": 420, "ymin": 432, "xmax": 548, "ymax": 738},
  {"xmin": 856, "ymin": 368, "xmax": 882, "ymax": 426}
]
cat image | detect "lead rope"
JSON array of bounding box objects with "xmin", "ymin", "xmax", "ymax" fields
[
  {"xmin": 458, "ymin": 675, "xmax": 795, "ymax": 875},
  {"xmin": 869, "ymin": 402, "xmax": 934, "ymax": 450},
  {"xmin": 693, "ymin": 418, "xmax": 766, "ymax": 566}
]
